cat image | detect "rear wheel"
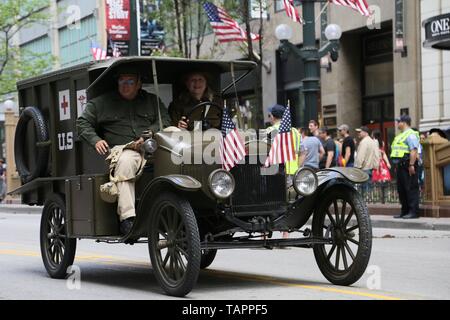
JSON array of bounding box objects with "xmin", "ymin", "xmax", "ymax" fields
[
  {"xmin": 312, "ymin": 187, "xmax": 372, "ymax": 286},
  {"xmin": 40, "ymin": 194, "xmax": 76, "ymax": 279},
  {"xmin": 148, "ymin": 192, "xmax": 201, "ymax": 297}
]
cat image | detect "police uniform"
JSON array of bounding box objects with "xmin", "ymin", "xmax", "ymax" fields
[
  {"xmin": 76, "ymin": 89, "xmax": 170, "ymax": 223},
  {"xmin": 390, "ymin": 127, "xmax": 420, "ymax": 219}
]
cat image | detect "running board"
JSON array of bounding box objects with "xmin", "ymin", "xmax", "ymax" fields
[{"xmin": 201, "ymin": 237, "xmax": 333, "ymax": 250}]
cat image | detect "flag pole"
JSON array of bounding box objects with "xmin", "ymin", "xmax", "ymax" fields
[{"xmin": 315, "ymin": 1, "xmax": 330, "ymax": 23}]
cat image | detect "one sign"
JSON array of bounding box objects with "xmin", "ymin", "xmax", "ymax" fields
[
  {"xmin": 394, "ymin": 0, "xmax": 405, "ymax": 52},
  {"xmin": 77, "ymin": 89, "xmax": 87, "ymax": 118},
  {"xmin": 106, "ymin": 0, "xmax": 131, "ymax": 41},
  {"xmin": 59, "ymin": 90, "xmax": 71, "ymax": 121},
  {"xmin": 423, "ymin": 13, "xmax": 450, "ymax": 50}
]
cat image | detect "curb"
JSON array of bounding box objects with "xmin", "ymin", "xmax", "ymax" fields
[
  {"xmin": 0, "ymin": 205, "xmax": 42, "ymax": 215},
  {"xmin": 369, "ymin": 218, "xmax": 450, "ymax": 232}
]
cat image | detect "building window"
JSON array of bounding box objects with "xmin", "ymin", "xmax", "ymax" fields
[
  {"xmin": 361, "ymin": 29, "xmax": 394, "ymax": 151},
  {"xmin": 20, "ymin": 36, "xmax": 52, "ymax": 72},
  {"xmin": 364, "ymin": 62, "xmax": 394, "ymax": 97},
  {"xmin": 275, "ymin": 0, "xmax": 301, "ymax": 12},
  {"xmin": 59, "ymin": 15, "xmax": 98, "ymax": 67}
]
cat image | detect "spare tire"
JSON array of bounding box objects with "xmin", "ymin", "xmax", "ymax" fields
[{"xmin": 14, "ymin": 106, "xmax": 50, "ymax": 184}]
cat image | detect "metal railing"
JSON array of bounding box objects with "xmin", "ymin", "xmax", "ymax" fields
[{"xmin": 355, "ymin": 181, "xmax": 423, "ymax": 204}]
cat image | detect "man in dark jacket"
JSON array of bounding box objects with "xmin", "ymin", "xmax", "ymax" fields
[{"xmin": 76, "ymin": 64, "xmax": 170, "ymax": 234}]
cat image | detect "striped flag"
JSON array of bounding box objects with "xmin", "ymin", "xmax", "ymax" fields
[
  {"xmin": 265, "ymin": 106, "xmax": 296, "ymax": 167},
  {"xmin": 329, "ymin": 0, "xmax": 371, "ymax": 17},
  {"xmin": 220, "ymin": 108, "xmax": 246, "ymax": 171},
  {"xmin": 203, "ymin": 2, "xmax": 260, "ymax": 43},
  {"xmin": 90, "ymin": 41, "xmax": 107, "ymax": 61},
  {"xmin": 283, "ymin": 0, "xmax": 303, "ymax": 23}
]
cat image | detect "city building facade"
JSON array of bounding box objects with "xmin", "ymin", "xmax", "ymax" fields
[
  {"xmin": 420, "ymin": 0, "xmax": 450, "ymax": 133},
  {"xmin": 195, "ymin": 0, "xmax": 422, "ymax": 149}
]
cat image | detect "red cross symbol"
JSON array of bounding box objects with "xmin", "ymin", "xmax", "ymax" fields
[{"xmin": 61, "ymin": 95, "xmax": 69, "ymax": 115}]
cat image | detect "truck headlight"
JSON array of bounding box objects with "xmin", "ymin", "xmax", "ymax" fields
[
  {"xmin": 208, "ymin": 169, "xmax": 235, "ymax": 199},
  {"xmin": 293, "ymin": 168, "xmax": 318, "ymax": 196}
]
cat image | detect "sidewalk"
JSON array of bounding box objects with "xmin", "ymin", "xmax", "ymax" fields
[{"xmin": 1, "ymin": 203, "xmax": 450, "ymax": 232}]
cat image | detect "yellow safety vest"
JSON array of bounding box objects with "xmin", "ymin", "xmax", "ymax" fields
[
  {"xmin": 390, "ymin": 128, "xmax": 419, "ymax": 159},
  {"xmin": 267, "ymin": 123, "xmax": 301, "ymax": 175}
]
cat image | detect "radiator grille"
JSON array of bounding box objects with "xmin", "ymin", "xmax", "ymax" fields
[{"xmin": 231, "ymin": 164, "xmax": 286, "ymax": 214}]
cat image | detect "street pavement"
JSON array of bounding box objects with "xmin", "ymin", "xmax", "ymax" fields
[{"xmin": 0, "ymin": 209, "xmax": 449, "ymax": 300}]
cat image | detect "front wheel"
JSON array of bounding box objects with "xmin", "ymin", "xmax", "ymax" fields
[
  {"xmin": 312, "ymin": 186, "xmax": 372, "ymax": 286},
  {"xmin": 40, "ymin": 194, "xmax": 77, "ymax": 279},
  {"xmin": 148, "ymin": 192, "xmax": 201, "ymax": 297}
]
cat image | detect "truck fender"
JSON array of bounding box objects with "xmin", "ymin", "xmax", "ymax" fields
[{"xmin": 132, "ymin": 175, "xmax": 202, "ymax": 238}]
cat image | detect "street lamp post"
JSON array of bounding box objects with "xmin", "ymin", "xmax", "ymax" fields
[{"xmin": 276, "ymin": 0, "xmax": 342, "ymax": 127}]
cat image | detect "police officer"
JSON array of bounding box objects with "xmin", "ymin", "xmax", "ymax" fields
[
  {"xmin": 76, "ymin": 64, "xmax": 170, "ymax": 234},
  {"xmin": 390, "ymin": 115, "xmax": 420, "ymax": 219}
]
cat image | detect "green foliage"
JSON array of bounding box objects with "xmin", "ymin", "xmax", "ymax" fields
[{"xmin": 0, "ymin": 0, "xmax": 53, "ymax": 95}]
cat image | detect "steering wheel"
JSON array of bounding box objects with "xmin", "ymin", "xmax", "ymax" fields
[{"xmin": 184, "ymin": 101, "xmax": 223, "ymax": 131}]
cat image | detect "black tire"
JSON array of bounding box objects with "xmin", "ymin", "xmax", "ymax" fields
[
  {"xmin": 40, "ymin": 194, "xmax": 77, "ymax": 279},
  {"xmin": 148, "ymin": 192, "xmax": 201, "ymax": 297},
  {"xmin": 14, "ymin": 106, "xmax": 49, "ymax": 183},
  {"xmin": 312, "ymin": 187, "xmax": 372, "ymax": 286},
  {"xmin": 200, "ymin": 249, "xmax": 217, "ymax": 269}
]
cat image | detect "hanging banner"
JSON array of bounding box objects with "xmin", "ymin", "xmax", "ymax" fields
[{"xmin": 105, "ymin": 0, "xmax": 131, "ymax": 41}]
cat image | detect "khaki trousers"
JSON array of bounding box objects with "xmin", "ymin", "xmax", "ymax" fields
[{"xmin": 115, "ymin": 149, "xmax": 143, "ymax": 222}]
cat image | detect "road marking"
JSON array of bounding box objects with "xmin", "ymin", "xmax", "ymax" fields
[
  {"xmin": 0, "ymin": 248, "xmax": 402, "ymax": 300},
  {"xmin": 204, "ymin": 269, "xmax": 402, "ymax": 300}
]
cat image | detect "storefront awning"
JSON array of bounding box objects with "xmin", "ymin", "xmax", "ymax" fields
[{"xmin": 423, "ymin": 13, "xmax": 450, "ymax": 50}]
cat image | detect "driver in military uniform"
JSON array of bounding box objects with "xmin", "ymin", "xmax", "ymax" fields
[
  {"xmin": 76, "ymin": 65, "xmax": 170, "ymax": 235},
  {"xmin": 169, "ymin": 71, "xmax": 223, "ymax": 130}
]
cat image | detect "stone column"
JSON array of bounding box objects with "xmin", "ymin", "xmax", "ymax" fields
[{"xmin": 4, "ymin": 109, "xmax": 20, "ymax": 203}]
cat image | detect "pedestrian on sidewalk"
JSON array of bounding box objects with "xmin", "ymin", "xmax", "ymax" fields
[
  {"xmin": 390, "ymin": 115, "xmax": 420, "ymax": 219},
  {"xmin": 299, "ymin": 128, "xmax": 325, "ymax": 170},
  {"xmin": 372, "ymin": 131, "xmax": 392, "ymax": 183},
  {"xmin": 354, "ymin": 127, "xmax": 380, "ymax": 195},
  {"xmin": 308, "ymin": 120, "xmax": 320, "ymax": 138},
  {"xmin": 318, "ymin": 127, "xmax": 336, "ymax": 169},
  {"xmin": 338, "ymin": 124, "xmax": 355, "ymax": 167},
  {"xmin": 0, "ymin": 159, "xmax": 6, "ymax": 203}
]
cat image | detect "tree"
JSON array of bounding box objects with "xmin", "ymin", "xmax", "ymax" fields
[{"xmin": 0, "ymin": 0, "xmax": 54, "ymax": 95}]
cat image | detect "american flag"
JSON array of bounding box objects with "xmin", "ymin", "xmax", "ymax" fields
[
  {"xmin": 203, "ymin": 2, "xmax": 260, "ymax": 43},
  {"xmin": 283, "ymin": 0, "xmax": 303, "ymax": 23},
  {"xmin": 329, "ymin": 0, "xmax": 371, "ymax": 17},
  {"xmin": 265, "ymin": 106, "xmax": 296, "ymax": 167},
  {"xmin": 90, "ymin": 41, "xmax": 107, "ymax": 61},
  {"xmin": 220, "ymin": 108, "xmax": 246, "ymax": 171}
]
